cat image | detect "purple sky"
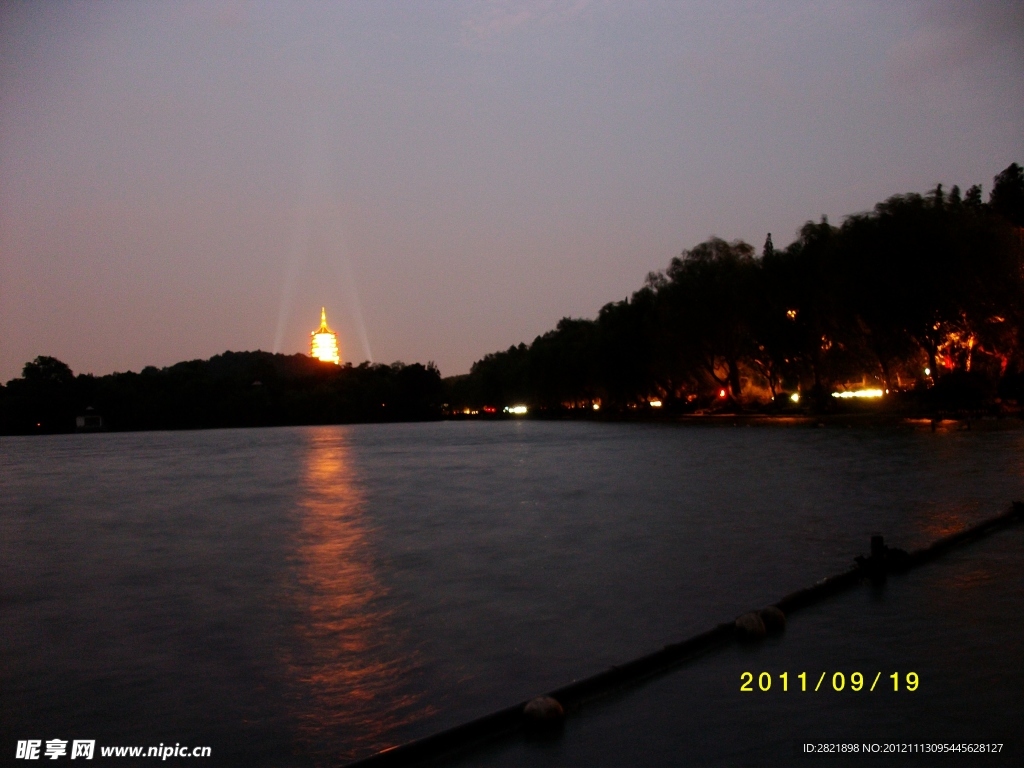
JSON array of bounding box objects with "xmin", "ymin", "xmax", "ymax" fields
[{"xmin": 2, "ymin": 1, "xmax": 1022, "ymax": 381}]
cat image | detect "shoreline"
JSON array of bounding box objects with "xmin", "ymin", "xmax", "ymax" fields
[{"xmin": 4, "ymin": 410, "xmax": 1022, "ymax": 438}]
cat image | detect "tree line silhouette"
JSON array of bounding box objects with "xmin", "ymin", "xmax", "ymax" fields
[
  {"xmin": 448, "ymin": 164, "xmax": 1024, "ymax": 416},
  {"xmin": 0, "ymin": 352, "xmax": 443, "ymax": 434}
]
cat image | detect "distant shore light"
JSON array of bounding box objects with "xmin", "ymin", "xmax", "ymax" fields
[
  {"xmin": 504, "ymin": 405, "xmax": 528, "ymax": 415},
  {"xmin": 790, "ymin": 392, "xmax": 800, "ymax": 403},
  {"xmin": 649, "ymin": 399, "xmax": 663, "ymax": 408},
  {"xmin": 831, "ymin": 389, "xmax": 884, "ymax": 399},
  {"xmin": 592, "ymin": 403, "xmax": 600, "ymax": 411}
]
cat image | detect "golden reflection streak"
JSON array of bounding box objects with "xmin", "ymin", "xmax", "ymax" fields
[
  {"xmin": 917, "ymin": 508, "xmax": 972, "ymax": 541},
  {"xmin": 915, "ymin": 505, "xmax": 1002, "ymax": 596},
  {"xmin": 284, "ymin": 431, "xmax": 428, "ymax": 763}
]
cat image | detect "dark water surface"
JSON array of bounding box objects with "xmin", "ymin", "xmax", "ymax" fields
[{"xmin": 2, "ymin": 421, "xmax": 1022, "ymax": 765}]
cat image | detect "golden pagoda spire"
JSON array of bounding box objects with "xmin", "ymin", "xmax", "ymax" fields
[{"xmin": 311, "ymin": 307, "xmax": 341, "ymax": 364}]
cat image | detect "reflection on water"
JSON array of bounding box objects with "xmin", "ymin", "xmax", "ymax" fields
[
  {"xmin": 916, "ymin": 506, "xmax": 973, "ymax": 540},
  {"xmin": 944, "ymin": 565, "xmax": 998, "ymax": 590},
  {"xmin": 283, "ymin": 431, "xmax": 428, "ymax": 763}
]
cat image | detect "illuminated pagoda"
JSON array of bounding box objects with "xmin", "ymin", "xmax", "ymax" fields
[{"xmin": 310, "ymin": 307, "xmax": 341, "ymax": 365}]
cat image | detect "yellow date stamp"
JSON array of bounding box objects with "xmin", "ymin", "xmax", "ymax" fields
[{"xmin": 740, "ymin": 671, "xmax": 919, "ymax": 692}]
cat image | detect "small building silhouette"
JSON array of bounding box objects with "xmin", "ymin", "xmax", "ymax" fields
[{"xmin": 75, "ymin": 407, "xmax": 104, "ymax": 431}]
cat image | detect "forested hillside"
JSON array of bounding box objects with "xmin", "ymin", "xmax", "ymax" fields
[{"xmin": 448, "ymin": 164, "xmax": 1024, "ymax": 416}]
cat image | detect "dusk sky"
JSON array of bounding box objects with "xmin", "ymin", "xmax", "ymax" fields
[{"xmin": 2, "ymin": 1, "xmax": 1022, "ymax": 382}]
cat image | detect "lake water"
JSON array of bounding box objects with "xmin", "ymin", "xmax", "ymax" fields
[{"xmin": 2, "ymin": 421, "xmax": 1022, "ymax": 765}]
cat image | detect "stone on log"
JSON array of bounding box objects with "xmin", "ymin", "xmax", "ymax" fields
[
  {"xmin": 523, "ymin": 696, "xmax": 565, "ymax": 731},
  {"xmin": 735, "ymin": 611, "xmax": 766, "ymax": 641}
]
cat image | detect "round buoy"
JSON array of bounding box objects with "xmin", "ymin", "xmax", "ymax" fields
[
  {"xmin": 735, "ymin": 611, "xmax": 766, "ymax": 641},
  {"xmin": 759, "ymin": 606, "xmax": 786, "ymax": 635}
]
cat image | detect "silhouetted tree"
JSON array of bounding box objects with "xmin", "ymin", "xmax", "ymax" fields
[
  {"xmin": 23, "ymin": 356, "xmax": 74, "ymax": 386},
  {"xmin": 964, "ymin": 184, "xmax": 984, "ymax": 208},
  {"xmin": 990, "ymin": 163, "xmax": 1024, "ymax": 227},
  {"xmin": 661, "ymin": 238, "xmax": 758, "ymax": 402}
]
